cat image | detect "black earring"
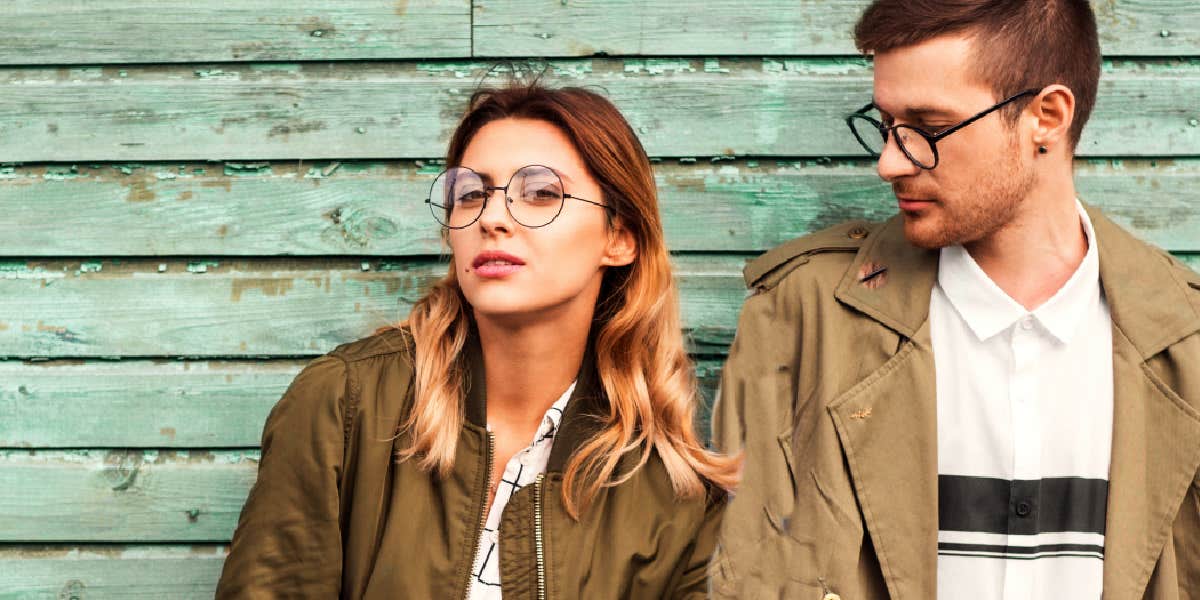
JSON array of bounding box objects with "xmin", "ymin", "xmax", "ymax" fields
[{"xmin": 1038, "ymin": 145, "xmax": 1048, "ymax": 154}]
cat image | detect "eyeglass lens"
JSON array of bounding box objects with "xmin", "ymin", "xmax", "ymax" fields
[
  {"xmin": 847, "ymin": 114, "xmax": 936, "ymax": 169},
  {"xmin": 427, "ymin": 165, "xmax": 567, "ymax": 228}
]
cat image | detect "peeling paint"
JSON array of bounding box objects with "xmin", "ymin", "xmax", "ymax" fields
[
  {"xmin": 187, "ymin": 261, "xmax": 219, "ymax": 274},
  {"xmin": 230, "ymin": 277, "xmax": 295, "ymax": 302}
]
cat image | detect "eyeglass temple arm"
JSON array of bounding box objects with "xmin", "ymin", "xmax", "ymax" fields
[
  {"xmin": 565, "ymin": 194, "xmax": 615, "ymax": 213},
  {"xmin": 927, "ymin": 89, "xmax": 1040, "ymax": 141}
]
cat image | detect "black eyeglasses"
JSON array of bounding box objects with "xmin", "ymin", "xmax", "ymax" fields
[
  {"xmin": 424, "ymin": 164, "xmax": 613, "ymax": 229},
  {"xmin": 845, "ymin": 89, "xmax": 1040, "ymax": 170}
]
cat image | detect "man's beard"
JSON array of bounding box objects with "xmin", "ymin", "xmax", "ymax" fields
[{"xmin": 899, "ymin": 138, "xmax": 1035, "ymax": 249}]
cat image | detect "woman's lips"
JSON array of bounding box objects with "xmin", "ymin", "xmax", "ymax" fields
[{"xmin": 471, "ymin": 251, "xmax": 525, "ymax": 278}]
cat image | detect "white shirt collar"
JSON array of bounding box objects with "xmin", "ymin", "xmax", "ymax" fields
[{"xmin": 936, "ymin": 199, "xmax": 1101, "ymax": 344}]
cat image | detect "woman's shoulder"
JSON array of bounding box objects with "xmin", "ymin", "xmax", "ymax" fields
[
  {"xmin": 618, "ymin": 447, "xmax": 730, "ymax": 510},
  {"xmin": 327, "ymin": 325, "xmax": 416, "ymax": 366}
]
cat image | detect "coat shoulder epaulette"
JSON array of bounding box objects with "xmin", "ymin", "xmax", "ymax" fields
[{"xmin": 744, "ymin": 220, "xmax": 878, "ymax": 292}]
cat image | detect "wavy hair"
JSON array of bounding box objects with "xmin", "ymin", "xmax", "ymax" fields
[{"xmin": 394, "ymin": 81, "xmax": 739, "ymax": 517}]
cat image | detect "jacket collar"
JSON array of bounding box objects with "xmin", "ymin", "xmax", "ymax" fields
[{"xmin": 462, "ymin": 326, "xmax": 609, "ymax": 474}]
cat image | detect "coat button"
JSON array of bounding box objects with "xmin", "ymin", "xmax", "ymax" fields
[
  {"xmin": 847, "ymin": 226, "xmax": 869, "ymax": 240},
  {"xmin": 823, "ymin": 594, "xmax": 842, "ymax": 600}
]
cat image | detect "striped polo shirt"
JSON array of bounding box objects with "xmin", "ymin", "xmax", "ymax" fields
[{"xmin": 930, "ymin": 200, "xmax": 1113, "ymax": 599}]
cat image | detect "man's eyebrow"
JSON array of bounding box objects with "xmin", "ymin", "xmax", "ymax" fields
[{"xmin": 872, "ymin": 100, "xmax": 957, "ymax": 119}]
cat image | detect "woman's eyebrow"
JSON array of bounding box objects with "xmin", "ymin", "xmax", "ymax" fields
[{"xmin": 546, "ymin": 166, "xmax": 574, "ymax": 184}]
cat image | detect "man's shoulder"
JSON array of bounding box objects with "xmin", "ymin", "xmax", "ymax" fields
[{"xmin": 743, "ymin": 219, "xmax": 883, "ymax": 293}]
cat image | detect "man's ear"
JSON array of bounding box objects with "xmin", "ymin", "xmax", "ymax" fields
[
  {"xmin": 1029, "ymin": 84, "xmax": 1075, "ymax": 152},
  {"xmin": 601, "ymin": 221, "xmax": 637, "ymax": 267}
]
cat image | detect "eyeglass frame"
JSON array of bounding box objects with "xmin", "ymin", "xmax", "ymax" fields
[
  {"xmin": 845, "ymin": 88, "xmax": 1041, "ymax": 170},
  {"xmin": 423, "ymin": 163, "xmax": 615, "ymax": 229}
]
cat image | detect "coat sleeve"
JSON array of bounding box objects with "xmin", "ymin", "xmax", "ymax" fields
[
  {"xmin": 708, "ymin": 285, "xmax": 804, "ymax": 598},
  {"xmin": 215, "ymin": 355, "xmax": 350, "ymax": 599}
]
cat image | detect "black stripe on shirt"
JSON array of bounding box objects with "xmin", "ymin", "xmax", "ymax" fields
[
  {"xmin": 938, "ymin": 542, "xmax": 1104, "ymax": 560},
  {"xmin": 938, "ymin": 475, "xmax": 1107, "ymax": 535}
]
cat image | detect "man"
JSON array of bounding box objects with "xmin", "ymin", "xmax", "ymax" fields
[{"xmin": 710, "ymin": 1, "xmax": 1200, "ymax": 598}]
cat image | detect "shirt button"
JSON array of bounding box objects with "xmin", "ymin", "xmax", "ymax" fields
[
  {"xmin": 1015, "ymin": 501, "xmax": 1032, "ymax": 517},
  {"xmin": 1020, "ymin": 316, "xmax": 1034, "ymax": 330}
]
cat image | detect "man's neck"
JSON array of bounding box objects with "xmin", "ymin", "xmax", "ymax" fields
[{"xmin": 962, "ymin": 184, "xmax": 1088, "ymax": 311}]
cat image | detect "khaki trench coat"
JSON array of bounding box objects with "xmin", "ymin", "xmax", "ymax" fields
[
  {"xmin": 710, "ymin": 206, "xmax": 1200, "ymax": 599},
  {"xmin": 216, "ymin": 329, "xmax": 724, "ymax": 599}
]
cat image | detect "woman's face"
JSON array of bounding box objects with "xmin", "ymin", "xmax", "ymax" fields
[{"xmin": 448, "ymin": 118, "xmax": 636, "ymax": 325}]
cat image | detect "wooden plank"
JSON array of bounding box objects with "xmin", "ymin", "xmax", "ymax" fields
[
  {"xmin": 4, "ymin": 159, "xmax": 1200, "ymax": 256},
  {"xmin": 0, "ymin": 545, "xmax": 225, "ymax": 599},
  {"xmin": 1, "ymin": 253, "xmax": 1196, "ymax": 360},
  {"xmin": 0, "ymin": 360, "xmax": 301, "ymax": 448},
  {"xmin": 1, "ymin": 0, "xmax": 470, "ymax": 65},
  {"xmin": 0, "ymin": 256, "xmax": 746, "ymax": 358},
  {"xmin": 0, "ymin": 59, "xmax": 1195, "ymax": 161},
  {"xmin": 0, "ymin": 450, "xmax": 257, "ymax": 541},
  {"xmin": 473, "ymin": 0, "xmax": 1200, "ymax": 57},
  {"xmin": 0, "ymin": 359, "xmax": 724, "ymax": 448}
]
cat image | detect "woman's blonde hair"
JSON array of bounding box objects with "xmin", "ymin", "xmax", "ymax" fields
[{"xmin": 395, "ymin": 82, "xmax": 739, "ymax": 517}]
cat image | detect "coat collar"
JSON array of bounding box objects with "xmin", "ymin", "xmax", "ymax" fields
[
  {"xmin": 833, "ymin": 205, "xmax": 1200, "ymax": 353},
  {"xmin": 462, "ymin": 326, "xmax": 609, "ymax": 474},
  {"xmin": 827, "ymin": 205, "xmax": 1200, "ymax": 597}
]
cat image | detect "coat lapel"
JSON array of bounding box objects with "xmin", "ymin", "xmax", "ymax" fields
[
  {"xmin": 829, "ymin": 215, "xmax": 941, "ymax": 597},
  {"xmin": 1102, "ymin": 328, "xmax": 1200, "ymax": 597},
  {"xmin": 828, "ymin": 323, "xmax": 939, "ymax": 599},
  {"xmin": 1089, "ymin": 207, "xmax": 1200, "ymax": 596}
]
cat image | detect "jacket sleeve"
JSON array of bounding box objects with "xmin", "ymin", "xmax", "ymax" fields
[
  {"xmin": 215, "ymin": 355, "xmax": 350, "ymax": 599},
  {"xmin": 668, "ymin": 492, "xmax": 727, "ymax": 599}
]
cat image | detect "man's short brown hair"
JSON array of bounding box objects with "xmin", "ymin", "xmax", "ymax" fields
[{"xmin": 854, "ymin": 0, "xmax": 1101, "ymax": 149}]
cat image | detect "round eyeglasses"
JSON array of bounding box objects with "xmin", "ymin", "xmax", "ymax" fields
[
  {"xmin": 424, "ymin": 164, "xmax": 613, "ymax": 229},
  {"xmin": 845, "ymin": 89, "xmax": 1040, "ymax": 170}
]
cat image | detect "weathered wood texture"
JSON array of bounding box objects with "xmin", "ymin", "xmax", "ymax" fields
[
  {"xmin": 3, "ymin": 159, "xmax": 1199, "ymax": 256},
  {"xmin": 2, "ymin": 1, "xmax": 1194, "ymax": 65},
  {"xmin": 0, "ymin": 451, "xmax": 257, "ymax": 541},
  {"xmin": 0, "ymin": 359, "xmax": 724, "ymax": 448},
  {"xmin": 474, "ymin": 0, "xmax": 1200, "ymax": 57},
  {"xmin": 0, "ymin": 60, "xmax": 1196, "ymax": 162},
  {"xmin": 0, "ymin": 545, "xmax": 226, "ymax": 599},
  {"xmin": 0, "ymin": 257, "xmax": 745, "ymax": 358},
  {"xmin": 2, "ymin": 1, "xmax": 471, "ymax": 64}
]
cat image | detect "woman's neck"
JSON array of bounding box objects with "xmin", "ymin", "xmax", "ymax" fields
[{"xmin": 475, "ymin": 310, "xmax": 591, "ymax": 432}]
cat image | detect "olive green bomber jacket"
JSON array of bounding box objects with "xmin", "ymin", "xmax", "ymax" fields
[
  {"xmin": 215, "ymin": 329, "xmax": 724, "ymax": 599},
  {"xmin": 710, "ymin": 207, "xmax": 1200, "ymax": 599}
]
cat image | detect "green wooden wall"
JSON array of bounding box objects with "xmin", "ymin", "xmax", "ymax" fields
[{"xmin": 1, "ymin": 1, "xmax": 1197, "ymax": 596}]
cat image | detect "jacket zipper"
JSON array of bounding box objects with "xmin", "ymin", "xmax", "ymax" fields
[
  {"xmin": 462, "ymin": 432, "xmax": 495, "ymax": 599},
  {"xmin": 534, "ymin": 473, "xmax": 547, "ymax": 600}
]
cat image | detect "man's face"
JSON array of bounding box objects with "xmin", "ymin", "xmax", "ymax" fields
[{"xmin": 871, "ymin": 34, "xmax": 1035, "ymax": 249}]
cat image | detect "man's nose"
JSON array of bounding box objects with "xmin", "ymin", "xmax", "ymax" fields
[{"xmin": 877, "ymin": 133, "xmax": 920, "ymax": 182}]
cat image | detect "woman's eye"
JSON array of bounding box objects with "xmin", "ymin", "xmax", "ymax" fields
[
  {"xmin": 456, "ymin": 189, "xmax": 487, "ymax": 205},
  {"xmin": 526, "ymin": 185, "xmax": 563, "ymax": 201}
]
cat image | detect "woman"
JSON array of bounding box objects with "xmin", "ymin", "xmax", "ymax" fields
[{"xmin": 216, "ymin": 82, "xmax": 738, "ymax": 599}]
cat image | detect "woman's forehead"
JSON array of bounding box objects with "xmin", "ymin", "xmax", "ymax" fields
[{"xmin": 460, "ymin": 119, "xmax": 588, "ymax": 183}]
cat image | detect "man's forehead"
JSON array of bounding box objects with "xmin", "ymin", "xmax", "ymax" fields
[{"xmin": 870, "ymin": 34, "xmax": 995, "ymax": 116}]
